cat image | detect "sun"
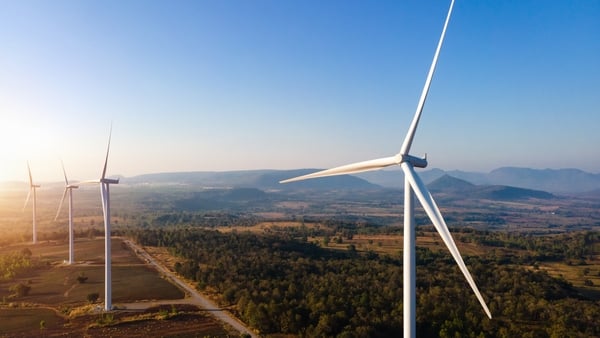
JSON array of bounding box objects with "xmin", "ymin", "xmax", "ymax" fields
[{"xmin": 0, "ymin": 119, "xmax": 55, "ymax": 182}]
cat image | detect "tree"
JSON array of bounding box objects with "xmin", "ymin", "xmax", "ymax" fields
[
  {"xmin": 77, "ymin": 272, "xmax": 88, "ymax": 284},
  {"xmin": 87, "ymin": 292, "xmax": 99, "ymax": 303},
  {"xmin": 10, "ymin": 282, "xmax": 31, "ymax": 297}
]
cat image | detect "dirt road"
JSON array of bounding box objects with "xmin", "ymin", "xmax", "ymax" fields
[{"xmin": 120, "ymin": 239, "xmax": 258, "ymax": 338}]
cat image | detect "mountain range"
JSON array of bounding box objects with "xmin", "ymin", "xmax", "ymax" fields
[
  {"xmin": 356, "ymin": 167, "xmax": 600, "ymax": 194},
  {"xmin": 427, "ymin": 174, "xmax": 554, "ymax": 200},
  {"xmin": 126, "ymin": 169, "xmax": 377, "ymax": 190},
  {"xmin": 4, "ymin": 167, "xmax": 598, "ymax": 196},
  {"xmin": 124, "ymin": 167, "xmax": 600, "ymax": 196}
]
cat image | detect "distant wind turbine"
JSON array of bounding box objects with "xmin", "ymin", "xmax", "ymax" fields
[
  {"xmin": 280, "ymin": 1, "xmax": 491, "ymax": 337},
  {"xmin": 23, "ymin": 162, "xmax": 40, "ymax": 244},
  {"xmin": 83, "ymin": 125, "xmax": 119, "ymax": 311},
  {"xmin": 55, "ymin": 161, "xmax": 79, "ymax": 265}
]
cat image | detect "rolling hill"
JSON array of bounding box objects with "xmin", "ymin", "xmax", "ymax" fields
[
  {"xmin": 125, "ymin": 169, "xmax": 379, "ymax": 191},
  {"xmin": 428, "ymin": 174, "xmax": 554, "ymax": 201},
  {"xmin": 358, "ymin": 167, "xmax": 600, "ymax": 194}
]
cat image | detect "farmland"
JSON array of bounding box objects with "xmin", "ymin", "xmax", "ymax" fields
[{"xmin": 0, "ymin": 237, "xmax": 238, "ymax": 337}]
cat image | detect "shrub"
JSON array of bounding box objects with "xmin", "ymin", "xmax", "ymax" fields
[
  {"xmin": 9, "ymin": 283, "xmax": 31, "ymax": 297},
  {"xmin": 87, "ymin": 292, "xmax": 99, "ymax": 304},
  {"xmin": 77, "ymin": 272, "xmax": 88, "ymax": 284}
]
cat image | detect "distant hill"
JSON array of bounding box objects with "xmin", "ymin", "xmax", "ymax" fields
[
  {"xmin": 428, "ymin": 175, "xmax": 475, "ymax": 193},
  {"xmin": 95, "ymin": 166, "xmax": 600, "ymax": 194},
  {"xmin": 428, "ymin": 174, "xmax": 554, "ymax": 201},
  {"xmin": 355, "ymin": 168, "xmax": 446, "ymax": 189},
  {"xmin": 126, "ymin": 169, "xmax": 379, "ymax": 191},
  {"xmin": 360, "ymin": 167, "xmax": 600, "ymax": 194},
  {"xmin": 472, "ymin": 185, "xmax": 554, "ymax": 201},
  {"xmin": 485, "ymin": 167, "xmax": 600, "ymax": 194}
]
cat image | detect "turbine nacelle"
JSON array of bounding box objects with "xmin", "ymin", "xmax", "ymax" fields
[
  {"xmin": 101, "ymin": 178, "xmax": 119, "ymax": 185},
  {"xmin": 402, "ymin": 154, "xmax": 427, "ymax": 168}
]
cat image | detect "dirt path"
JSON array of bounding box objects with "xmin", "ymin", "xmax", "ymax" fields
[{"xmin": 119, "ymin": 239, "xmax": 258, "ymax": 338}]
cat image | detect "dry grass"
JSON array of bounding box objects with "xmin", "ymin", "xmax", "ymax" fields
[
  {"xmin": 535, "ymin": 261, "xmax": 600, "ymax": 289},
  {"xmin": 0, "ymin": 238, "xmax": 184, "ymax": 305},
  {"xmin": 308, "ymin": 232, "xmax": 488, "ymax": 257}
]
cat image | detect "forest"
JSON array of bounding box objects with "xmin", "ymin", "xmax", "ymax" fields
[{"xmin": 131, "ymin": 227, "xmax": 600, "ymax": 337}]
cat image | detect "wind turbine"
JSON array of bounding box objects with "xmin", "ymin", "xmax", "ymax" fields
[
  {"xmin": 23, "ymin": 162, "xmax": 40, "ymax": 244},
  {"xmin": 280, "ymin": 1, "xmax": 491, "ymax": 337},
  {"xmin": 84, "ymin": 126, "xmax": 119, "ymax": 311},
  {"xmin": 55, "ymin": 161, "xmax": 79, "ymax": 265}
]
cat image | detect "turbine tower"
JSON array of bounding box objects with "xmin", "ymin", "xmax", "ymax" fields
[
  {"xmin": 84, "ymin": 126, "xmax": 119, "ymax": 311},
  {"xmin": 55, "ymin": 161, "xmax": 79, "ymax": 265},
  {"xmin": 280, "ymin": 1, "xmax": 491, "ymax": 337},
  {"xmin": 23, "ymin": 162, "xmax": 40, "ymax": 244}
]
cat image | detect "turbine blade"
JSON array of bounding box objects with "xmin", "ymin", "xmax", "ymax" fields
[
  {"xmin": 55, "ymin": 188, "xmax": 68, "ymax": 221},
  {"xmin": 100, "ymin": 183, "xmax": 107, "ymax": 218},
  {"xmin": 401, "ymin": 162, "xmax": 492, "ymax": 319},
  {"xmin": 400, "ymin": 0, "xmax": 455, "ymax": 155},
  {"xmin": 27, "ymin": 161, "xmax": 33, "ymax": 186},
  {"xmin": 61, "ymin": 159, "xmax": 69, "ymax": 185},
  {"xmin": 23, "ymin": 188, "xmax": 32, "ymax": 211},
  {"xmin": 280, "ymin": 156, "xmax": 399, "ymax": 184},
  {"xmin": 101, "ymin": 123, "xmax": 113, "ymax": 180}
]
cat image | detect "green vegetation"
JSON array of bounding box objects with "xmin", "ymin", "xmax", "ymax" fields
[
  {"xmin": 133, "ymin": 228, "xmax": 600, "ymax": 337},
  {"xmin": 0, "ymin": 249, "xmax": 34, "ymax": 281}
]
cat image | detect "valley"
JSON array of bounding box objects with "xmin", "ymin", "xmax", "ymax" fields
[{"xmin": 1, "ymin": 171, "xmax": 599, "ymax": 337}]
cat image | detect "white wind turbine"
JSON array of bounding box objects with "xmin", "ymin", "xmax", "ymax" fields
[
  {"xmin": 280, "ymin": 1, "xmax": 491, "ymax": 337},
  {"xmin": 23, "ymin": 162, "xmax": 40, "ymax": 244},
  {"xmin": 55, "ymin": 161, "xmax": 79, "ymax": 265},
  {"xmin": 83, "ymin": 126, "xmax": 119, "ymax": 311}
]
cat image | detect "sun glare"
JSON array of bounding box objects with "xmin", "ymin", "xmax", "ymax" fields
[{"xmin": 0, "ymin": 119, "xmax": 56, "ymax": 182}]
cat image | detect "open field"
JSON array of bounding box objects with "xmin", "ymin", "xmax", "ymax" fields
[
  {"xmin": 0, "ymin": 237, "xmax": 239, "ymax": 337},
  {"xmin": 0, "ymin": 304, "xmax": 233, "ymax": 337},
  {"xmin": 0, "ymin": 307, "xmax": 66, "ymax": 335},
  {"xmin": 0, "ymin": 238, "xmax": 184, "ymax": 305}
]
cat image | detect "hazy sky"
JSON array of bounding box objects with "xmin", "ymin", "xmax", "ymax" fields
[{"xmin": 1, "ymin": 0, "xmax": 599, "ymax": 182}]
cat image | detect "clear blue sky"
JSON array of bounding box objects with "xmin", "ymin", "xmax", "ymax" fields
[{"xmin": 1, "ymin": 0, "xmax": 598, "ymax": 182}]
